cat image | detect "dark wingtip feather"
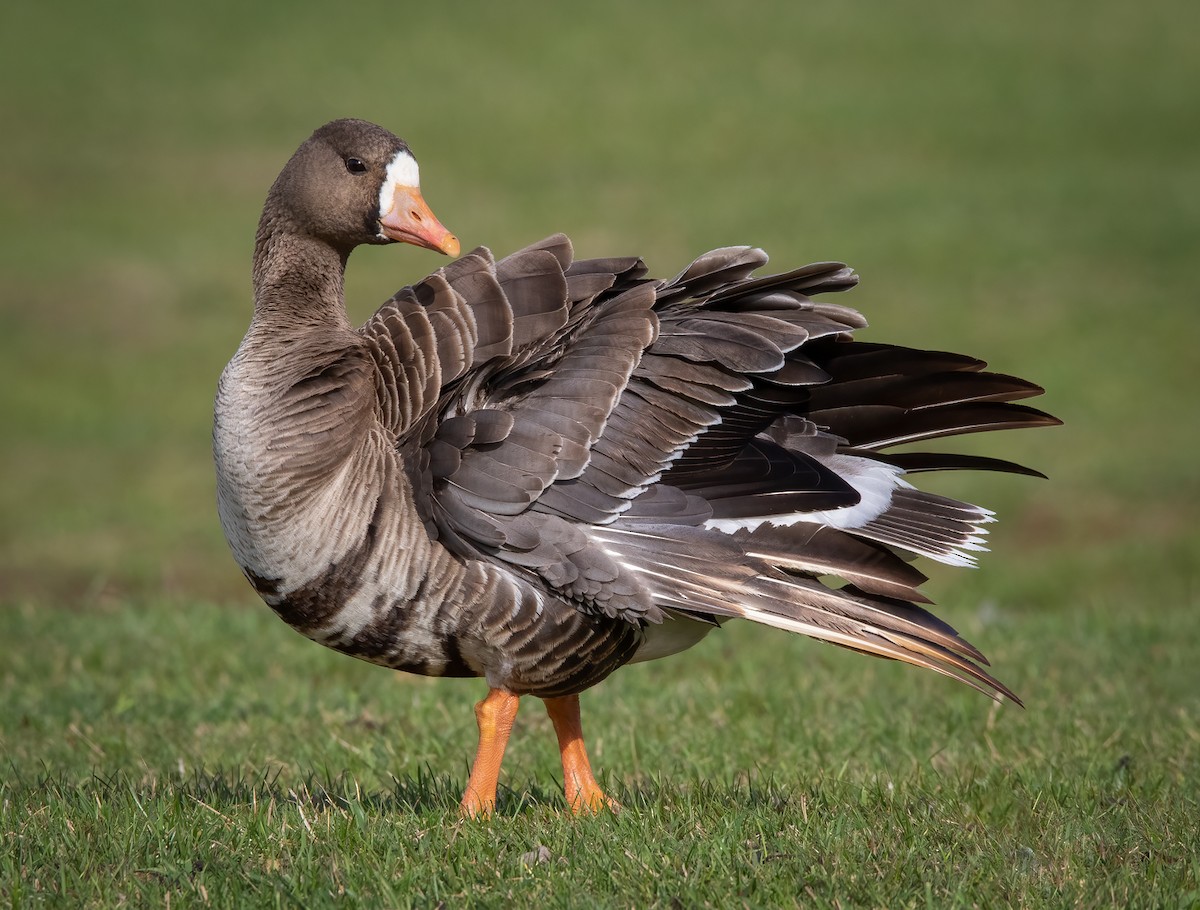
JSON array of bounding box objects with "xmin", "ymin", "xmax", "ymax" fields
[
  {"xmin": 810, "ymin": 401, "xmax": 1062, "ymax": 450},
  {"xmin": 865, "ymin": 451, "xmax": 1051, "ymax": 480}
]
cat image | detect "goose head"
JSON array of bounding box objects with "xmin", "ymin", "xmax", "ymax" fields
[{"xmin": 260, "ymin": 118, "xmax": 460, "ymax": 257}]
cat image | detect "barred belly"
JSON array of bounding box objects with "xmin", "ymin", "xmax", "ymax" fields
[{"xmin": 245, "ymin": 527, "xmax": 643, "ymax": 697}]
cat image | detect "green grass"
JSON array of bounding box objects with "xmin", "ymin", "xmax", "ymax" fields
[
  {"xmin": 2, "ymin": 0, "xmax": 1199, "ymax": 906},
  {"xmin": 4, "ymin": 597, "xmax": 1199, "ymax": 908}
]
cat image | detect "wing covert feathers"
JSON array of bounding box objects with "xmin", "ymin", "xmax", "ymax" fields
[{"xmin": 367, "ymin": 236, "xmax": 1056, "ymax": 701}]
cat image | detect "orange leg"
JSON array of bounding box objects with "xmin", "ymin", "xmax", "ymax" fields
[
  {"xmin": 460, "ymin": 688, "xmax": 521, "ymax": 818},
  {"xmin": 543, "ymin": 693, "xmax": 620, "ymax": 814}
]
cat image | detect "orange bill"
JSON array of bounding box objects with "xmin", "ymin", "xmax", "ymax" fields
[{"xmin": 379, "ymin": 185, "xmax": 460, "ymax": 256}]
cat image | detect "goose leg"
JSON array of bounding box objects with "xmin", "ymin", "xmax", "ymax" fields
[
  {"xmin": 543, "ymin": 694, "xmax": 620, "ymax": 814},
  {"xmin": 460, "ymin": 688, "xmax": 520, "ymax": 818}
]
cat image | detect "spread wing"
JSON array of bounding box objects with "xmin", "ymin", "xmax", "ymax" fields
[
  {"xmin": 360, "ymin": 235, "xmax": 663, "ymax": 621},
  {"xmin": 360, "ymin": 234, "xmax": 1059, "ymax": 700}
]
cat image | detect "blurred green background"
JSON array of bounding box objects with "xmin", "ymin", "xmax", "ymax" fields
[
  {"xmin": 3, "ymin": 1, "xmax": 1199, "ymax": 904},
  {"xmin": 2, "ymin": 0, "xmax": 1197, "ymax": 610}
]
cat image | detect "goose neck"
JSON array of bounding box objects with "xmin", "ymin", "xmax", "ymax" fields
[{"xmin": 251, "ymin": 228, "xmax": 353, "ymax": 330}]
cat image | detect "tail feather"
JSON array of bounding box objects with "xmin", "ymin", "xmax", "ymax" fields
[
  {"xmin": 735, "ymin": 522, "xmax": 930, "ymax": 603},
  {"xmin": 596, "ymin": 523, "xmax": 1018, "ymax": 703},
  {"xmin": 737, "ymin": 583, "xmax": 1019, "ymax": 704}
]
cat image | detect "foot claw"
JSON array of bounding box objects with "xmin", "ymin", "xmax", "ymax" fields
[
  {"xmin": 459, "ymin": 791, "xmax": 495, "ymax": 819},
  {"xmin": 568, "ymin": 789, "xmax": 621, "ymax": 815}
]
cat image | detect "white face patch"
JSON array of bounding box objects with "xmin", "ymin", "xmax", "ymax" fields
[{"xmin": 378, "ymin": 150, "xmax": 421, "ymax": 220}]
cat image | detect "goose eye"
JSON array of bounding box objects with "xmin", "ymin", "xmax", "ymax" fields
[{"xmin": 344, "ymin": 157, "xmax": 368, "ymax": 175}]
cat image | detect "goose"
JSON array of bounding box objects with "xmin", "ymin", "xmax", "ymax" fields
[{"xmin": 214, "ymin": 118, "xmax": 1059, "ymax": 817}]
